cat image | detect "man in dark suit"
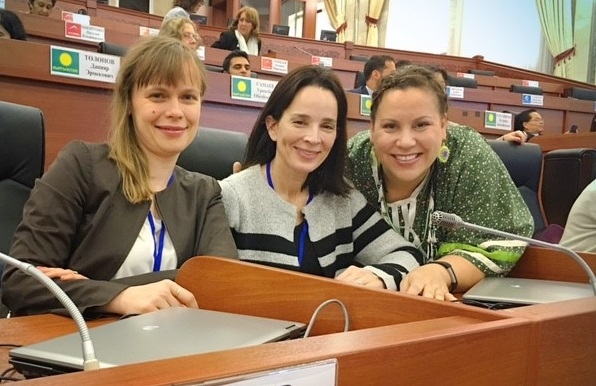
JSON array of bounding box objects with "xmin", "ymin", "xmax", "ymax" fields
[{"xmin": 349, "ymin": 55, "xmax": 396, "ymax": 95}]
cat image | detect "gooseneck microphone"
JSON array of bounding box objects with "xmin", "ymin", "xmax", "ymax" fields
[
  {"xmin": 0, "ymin": 252, "xmax": 100, "ymax": 371},
  {"xmin": 430, "ymin": 211, "xmax": 596, "ymax": 294}
]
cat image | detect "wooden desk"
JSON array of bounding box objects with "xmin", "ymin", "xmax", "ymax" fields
[
  {"xmin": 532, "ymin": 132, "xmax": 596, "ymax": 152},
  {"xmin": 0, "ymin": 257, "xmax": 533, "ymax": 385},
  {"xmin": 1, "ymin": 248, "xmax": 594, "ymax": 384}
]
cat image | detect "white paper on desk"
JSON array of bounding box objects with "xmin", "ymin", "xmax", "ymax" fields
[{"xmin": 184, "ymin": 359, "xmax": 337, "ymax": 386}]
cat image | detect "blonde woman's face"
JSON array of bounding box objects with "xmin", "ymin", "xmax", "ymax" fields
[
  {"xmin": 237, "ymin": 12, "xmax": 254, "ymax": 37},
  {"xmin": 180, "ymin": 23, "xmax": 198, "ymax": 50},
  {"xmin": 131, "ymin": 78, "xmax": 202, "ymax": 163}
]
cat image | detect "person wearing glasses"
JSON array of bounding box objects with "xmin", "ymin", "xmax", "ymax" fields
[
  {"xmin": 513, "ymin": 109, "xmax": 544, "ymax": 141},
  {"xmin": 159, "ymin": 17, "xmax": 202, "ymax": 50}
]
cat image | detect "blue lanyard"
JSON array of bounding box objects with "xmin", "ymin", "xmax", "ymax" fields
[
  {"xmin": 147, "ymin": 212, "xmax": 166, "ymax": 272},
  {"xmin": 147, "ymin": 173, "xmax": 175, "ymax": 272},
  {"xmin": 266, "ymin": 162, "xmax": 313, "ymax": 266}
]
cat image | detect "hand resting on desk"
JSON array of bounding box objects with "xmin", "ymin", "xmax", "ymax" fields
[{"xmin": 40, "ymin": 267, "xmax": 197, "ymax": 315}]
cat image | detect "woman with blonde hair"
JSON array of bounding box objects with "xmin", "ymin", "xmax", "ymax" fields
[
  {"xmin": 159, "ymin": 17, "xmax": 202, "ymax": 49},
  {"xmin": 1, "ymin": 36, "xmax": 238, "ymax": 317},
  {"xmin": 211, "ymin": 6, "xmax": 261, "ymax": 55}
]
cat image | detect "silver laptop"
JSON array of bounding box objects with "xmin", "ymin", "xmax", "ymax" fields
[
  {"xmin": 9, "ymin": 307, "xmax": 305, "ymax": 378},
  {"xmin": 462, "ymin": 277, "xmax": 594, "ymax": 307}
]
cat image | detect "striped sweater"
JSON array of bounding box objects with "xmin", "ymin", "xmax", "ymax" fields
[{"xmin": 219, "ymin": 165, "xmax": 423, "ymax": 290}]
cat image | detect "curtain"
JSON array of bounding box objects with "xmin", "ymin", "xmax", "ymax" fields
[
  {"xmin": 324, "ymin": 0, "xmax": 347, "ymax": 43},
  {"xmin": 535, "ymin": 0, "xmax": 575, "ymax": 78},
  {"xmin": 365, "ymin": 0, "xmax": 385, "ymax": 47}
]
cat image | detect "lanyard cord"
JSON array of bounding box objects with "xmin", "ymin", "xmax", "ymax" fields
[
  {"xmin": 266, "ymin": 162, "xmax": 313, "ymax": 267},
  {"xmin": 147, "ymin": 173, "xmax": 175, "ymax": 272}
]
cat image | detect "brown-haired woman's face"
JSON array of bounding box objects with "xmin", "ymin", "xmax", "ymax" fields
[
  {"xmin": 371, "ymin": 87, "xmax": 447, "ymax": 197},
  {"xmin": 266, "ymin": 86, "xmax": 337, "ymax": 179}
]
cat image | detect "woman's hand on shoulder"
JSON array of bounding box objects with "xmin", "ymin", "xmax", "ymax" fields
[
  {"xmin": 400, "ymin": 265, "xmax": 457, "ymax": 301},
  {"xmin": 101, "ymin": 280, "xmax": 198, "ymax": 315},
  {"xmin": 335, "ymin": 266, "xmax": 385, "ymax": 289}
]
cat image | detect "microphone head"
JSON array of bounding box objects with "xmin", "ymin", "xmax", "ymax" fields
[{"xmin": 431, "ymin": 211, "xmax": 463, "ymax": 230}]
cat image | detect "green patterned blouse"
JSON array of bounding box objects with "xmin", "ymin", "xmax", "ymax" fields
[{"xmin": 347, "ymin": 123, "xmax": 534, "ymax": 276}]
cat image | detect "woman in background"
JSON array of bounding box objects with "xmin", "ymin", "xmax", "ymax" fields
[
  {"xmin": 2, "ymin": 36, "xmax": 237, "ymax": 317},
  {"xmin": 0, "ymin": 9, "xmax": 27, "ymax": 40},
  {"xmin": 211, "ymin": 6, "xmax": 261, "ymax": 56},
  {"xmin": 159, "ymin": 17, "xmax": 202, "ymax": 50}
]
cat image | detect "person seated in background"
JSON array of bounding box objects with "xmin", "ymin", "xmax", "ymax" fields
[
  {"xmin": 560, "ymin": 179, "xmax": 596, "ymax": 253},
  {"xmin": 349, "ymin": 55, "xmax": 396, "ymax": 95},
  {"xmin": 220, "ymin": 65, "xmax": 422, "ymax": 291},
  {"xmin": 347, "ymin": 65, "xmax": 534, "ymax": 300},
  {"xmin": 211, "ymin": 6, "xmax": 261, "ymax": 56},
  {"xmin": 28, "ymin": 0, "xmax": 55, "ymax": 17},
  {"xmin": 159, "ymin": 17, "xmax": 202, "ymax": 50},
  {"xmin": 0, "ymin": 9, "xmax": 28, "ymax": 40},
  {"xmin": 1, "ymin": 36, "xmax": 238, "ymax": 317},
  {"xmin": 222, "ymin": 50, "xmax": 251, "ymax": 77},
  {"xmin": 162, "ymin": 0, "xmax": 204, "ymax": 26},
  {"xmin": 513, "ymin": 108, "xmax": 543, "ymax": 141},
  {"xmin": 395, "ymin": 59, "xmax": 412, "ymax": 69}
]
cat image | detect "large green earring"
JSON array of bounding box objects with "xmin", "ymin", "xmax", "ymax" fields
[{"xmin": 438, "ymin": 144, "xmax": 450, "ymax": 163}]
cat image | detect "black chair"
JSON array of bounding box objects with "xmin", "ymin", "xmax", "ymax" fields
[
  {"xmin": 564, "ymin": 87, "xmax": 596, "ymax": 101},
  {"xmin": 510, "ymin": 84, "xmax": 543, "ymax": 95},
  {"xmin": 177, "ymin": 127, "xmax": 248, "ymax": 181},
  {"xmin": 98, "ymin": 41, "xmax": 128, "ymax": 57},
  {"xmin": 487, "ymin": 140, "xmax": 545, "ymax": 234},
  {"xmin": 541, "ymin": 148, "xmax": 596, "ymax": 227},
  {"xmin": 0, "ymin": 101, "xmax": 45, "ymax": 258},
  {"xmin": 0, "ymin": 101, "xmax": 45, "ymax": 317},
  {"xmin": 468, "ymin": 69, "xmax": 496, "ymax": 76},
  {"xmin": 447, "ymin": 75, "xmax": 478, "ymax": 88}
]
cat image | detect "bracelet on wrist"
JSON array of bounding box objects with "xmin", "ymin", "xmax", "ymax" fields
[{"xmin": 427, "ymin": 260, "xmax": 458, "ymax": 293}]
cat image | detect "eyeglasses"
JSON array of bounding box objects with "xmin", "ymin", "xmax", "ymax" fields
[{"xmin": 182, "ymin": 32, "xmax": 199, "ymax": 40}]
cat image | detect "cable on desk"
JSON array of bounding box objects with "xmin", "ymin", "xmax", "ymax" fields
[{"xmin": 303, "ymin": 299, "xmax": 350, "ymax": 338}]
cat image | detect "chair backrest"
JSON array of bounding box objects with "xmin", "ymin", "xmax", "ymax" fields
[
  {"xmin": 510, "ymin": 84, "xmax": 543, "ymax": 95},
  {"xmin": 541, "ymin": 148, "xmax": 596, "ymax": 227},
  {"xmin": 447, "ymin": 75, "xmax": 478, "ymax": 88},
  {"xmin": 468, "ymin": 69, "xmax": 496, "ymax": 76},
  {"xmin": 97, "ymin": 41, "xmax": 128, "ymax": 57},
  {"xmin": 564, "ymin": 87, "xmax": 596, "ymax": 101},
  {"xmin": 0, "ymin": 101, "xmax": 45, "ymax": 256},
  {"xmin": 487, "ymin": 140, "xmax": 545, "ymax": 233},
  {"xmin": 176, "ymin": 127, "xmax": 248, "ymax": 181}
]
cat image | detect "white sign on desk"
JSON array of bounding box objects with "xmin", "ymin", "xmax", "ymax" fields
[
  {"xmin": 65, "ymin": 21, "xmax": 105, "ymax": 43},
  {"xmin": 50, "ymin": 45, "xmax": 120, "ymax": 84},
  {"xmin": 521, "ymin": 93, "xmax": 544, "ymax": 106},
  {"xmin": 188, "ymin": 359, "xmax": 337, "ymax": 386},
  {"xmin": 0, "ymin": 0, "xmax": 6, "ymax": 8}
]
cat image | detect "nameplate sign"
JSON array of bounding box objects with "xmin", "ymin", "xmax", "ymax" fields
[
  {"xmin": 484, "ymin": 110, "xmax": 512, "ymax": 130},
  {"xmin": 312, "ymin": 56, "xmax": 333, "ymax": 67},
  {"xmin": 0, "ymin": 0, "xmax": 5, "ymax": 8},
  {"xmin": 522, "ymin": 80, "xmax": 540, "ymax": 88},
  {"xmin": 65, "ymin": 21, "xmax": 105, "ymax": 43},
  {"xmin": 196, "ymin": 46, "xmax": 205, "ymax": 61},
  {"xmin": 360, "ymin": 95, "xmax": 372, "ymax": 116},
  {"xmin": 193, "ymin": 359, "xmax": 337, "ymax": 385},
  {"xmin": 50, "ymin": 46, "xmax": 120, "ymax": 83},
  {"xmin": 456, "ymin": 72, "xmax": 475, "ymax": 79},
  {"xmin": 61, "ymin": 11, "xmax": 90, "ymax": 26},
  {"xmin": 139, "ymin": 26, "xmax": 160, "ymax": 36},
  {"xmin": 521, "ymin": 93, "xmax": 544, "ymax": 106},
  {"xmin": 231, "ymin": 76, "xmax": 278, "ymax": 103},
  {"xmin": 261, "ymin": 57, "xmax": 288, "ymax": 74},
  {"xmin": 446, "ymin": 86, "xmax": 464, "ymax": 99}
]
